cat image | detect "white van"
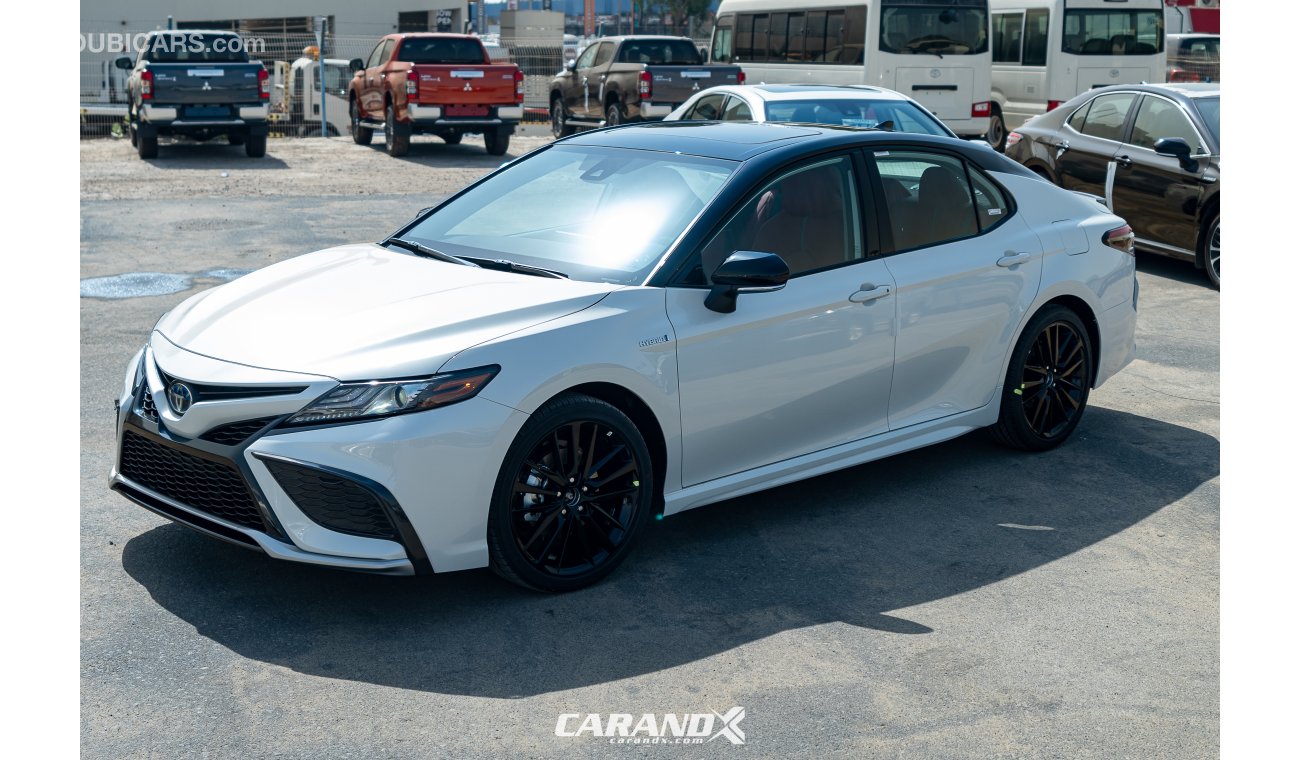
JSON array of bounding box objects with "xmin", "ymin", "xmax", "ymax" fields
[
  {"xmin": 989, "ymin": 0, "xmax": 1166, "ymax": 149},
  {"xmin": 710, "ymin": 0, "xmax": 993, "ymax": 139}
]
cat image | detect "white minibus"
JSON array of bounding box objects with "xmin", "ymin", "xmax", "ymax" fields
[
  {"xmin": 989, "ymin": 0, "xmax": 1165, "ymax": 149},
  {"xmin": 710, "ymin": 0, "xmax": 993, "ymax": 139}
]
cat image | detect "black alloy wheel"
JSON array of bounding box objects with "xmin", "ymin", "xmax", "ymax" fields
[
  {"xmin": 552, "ymin": 98, "xmax": 574, "ymax": 138},
  {"xmin": 989, "ymin": 305, "xmax": 1093, "ymax": 451},
  {"xmin": 488, "ymin": 394, "xmax": 653, "ymax": 592}
]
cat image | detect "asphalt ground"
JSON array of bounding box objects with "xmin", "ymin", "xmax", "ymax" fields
[{"xmin": 80, "ymin": 135, "xmax": 1218, "ymax": 759}]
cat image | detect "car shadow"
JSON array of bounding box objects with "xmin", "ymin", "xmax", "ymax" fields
[
  {"xmin": 122, "ymin": 406, "xmax": 1217, "ymax": 698},
  {"xmin": 1137, "ymin": 253, "xmax": 1215, "ymax": 290},
  {"xmin": 364, "ymin": 138, "xmax": 532, "ymax": 167},
  {"xmin": 141, "ymin": 142, "xmax": 290, "ymax": 169}
]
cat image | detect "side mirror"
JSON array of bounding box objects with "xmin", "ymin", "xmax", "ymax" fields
[
  {"xmin": 704, "ymin": 251, "xmax": 790, "ymax": 313},
  {"xmin": 565, "ymin": 59, "xmax": 577, "ymax": 72},
  {"xmin": 348, "ymin": 58, "xmax": 365, "ymax": 73},
  {"xmin": 114, "ymin": 56, "xmax": 133, "ymax": 70},
  {"xmin": 1153, "ymin": 137, "xmax": 1199, "ymax": 173}
]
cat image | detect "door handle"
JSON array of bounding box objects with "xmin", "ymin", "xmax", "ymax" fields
[
  {"xmin": 1054, "ymin": 140, "xmax": 1069, "ymax": 158},
  {"xmin": 997, "ymin": 252, "xmax": 1032, "ymax": 267},
  {"xmin": 1115, "ymin": 154, "xmax": 1133, "ymax": 168},
  {"xmin": 849, "ymin": 284, "xmax": 894, "ymax": 303}
]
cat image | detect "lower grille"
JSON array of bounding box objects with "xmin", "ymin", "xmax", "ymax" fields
[
  {"xmin": 262, "ymin": 458, "xmax": 398, "ymax": 540},
  {"xmin": 139, "ymin": 389, "xmax": 159, "ymax": 422},
  {"xmin": 120, "ymin": 431, "xmax": 265, "ymax": 532},
  {"xmin": 200, "ymin": 416, "xmax": 278, "ymax": 446}
]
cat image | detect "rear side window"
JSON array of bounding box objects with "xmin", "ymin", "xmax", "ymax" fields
[
  {"xmin": 874, "ymin": 151, "xmax": 980, "ymax": 251},
  {"xmin": 721, "ymin": 97, "xmax": 753, "ymax": 121},
  {"xmin": 1067, "ymin": 102, "xmax": 1091, "ymax": 132},
  {"xmin": 968, "ymin": 170, "xmax": 1011, "ymax": 232},
  {"xmin": 1078, "ymin": 93, "xmax": 1136, "ymax": 142}
]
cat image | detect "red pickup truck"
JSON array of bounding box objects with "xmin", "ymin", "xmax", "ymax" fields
[{"xmin": 347, "ymin": 34, "xmax": 524, "ymax": 157}]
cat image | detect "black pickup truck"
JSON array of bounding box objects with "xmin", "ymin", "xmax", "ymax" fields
[
  {"xmin": 549, "ymin": 36, "xmax": 744, "ymax": 136},
  {"xmin": 117, "ymin": 31, "xmax": 270, "ymax": 159}
]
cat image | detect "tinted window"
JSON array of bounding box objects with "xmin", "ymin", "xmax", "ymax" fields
[
  {"xmin": 1194, "ymin": 97, "xmax": 1219, "ymax": 145},
  {"xmin": 735, "ymin": 7, "xmax": 864, "ymax": 63},
  {"xmin": 764, "ymin": 99, "xmax": 951, "ymax": 136},
  {"xmin": 721, "ymin": 96, "xmax": 753, "ymax": 121},
  {"xmin": 736, "ymin": 15, "xmax": 755, "ymax": 60},
  {"xmin": 712, "ymin": 16, "xmax": 735, "ymax": 63},
  {"xmin": 142, "ymin": 33, "xmax": 250, "ymax": 63},
  {"xmin": 1067, "ymin": 101, "xmax": 1091, "ymax": 132},
  {"xmin": 397, "ymin": 38, "xmax": 485, "ymax": 64},
  {"xmin": 787, "ymin": 14, "xmax": 807, "ymax": 61},
  {"xmin": 1129, "ymin": 96, "xmax": 1206, "ymax": 154},
  {"xmin": 686, "ymin": 94, "xmax": 727, "ymax": 120},
  {"xmin": 880, "ymin": 1, "xmax": 990, "ymax": 56},
  {"xmin": 1063, "ymin": 10, "xmax": 1164, "ymax": 55},
  {"xmin": 993, "ymin": 13, "xmax": 1023, "ymax": 63},
  {"xmin": 1079, "ymin": 93, "xmax": 1136, "ymax": 142},
  {"xmin": 1023, "ymin": 9, "xmax": 1049, "ymax": 66},
  {"xmin": 617, "ymin": 39, "xmax": 702, "ymax": 65},
  {"xmin": 875, "ymin": 151, "xmax": 979, "ymax": 251},
  {"xmin": 699, "ymin": 156, "xmax": 863, "ymax": 281},
  {"xmin": 968, "ymin": 170, "xmax": 1011, "ymax": 232}
]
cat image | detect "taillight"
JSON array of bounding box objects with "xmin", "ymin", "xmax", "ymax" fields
[
  {"xmin": 1047, "ymin": 100, "xmax": 1064, "ymax": 112},
  {"xmin": 514, "ymin": 69, "xmax": 525, "ymax": 104},
  {"xmin": 1168, "ymin": 68, "xmax": 1200, "ymax": 83},
  {"xmin": 1006, "ymin": 132, "xmax": 1022, "ymax": 148},
  {"xmin": 638, "ymin": 71, "xmax": 652, "ymax": 101},
  {"xmin": 1103, "ymin": 224, "xmax": 1136, "ymax": 256},
  {"xmin": 737, "ymin": 70, "xmax": 746, "ymax": 85},
  {"xmin": 258, "ymin": 68, "xmax": 269, "ymax": 100},
  {"xmin": 971, "ymin": 101, "xmax": 990, "ymax": 117},
  {"xmin": 140, "ymin": 69, "xmax": 153, "ymax": 100},
  {"xmin": 406, "ymin": 77, "xmax": 418, "ymax": 99}
]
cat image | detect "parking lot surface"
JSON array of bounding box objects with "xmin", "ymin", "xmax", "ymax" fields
[{"xmin": 81, "ymin": 135, "xmax": 1218, "ymax": 758}]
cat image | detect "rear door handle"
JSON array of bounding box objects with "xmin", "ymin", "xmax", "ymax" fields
[
  {"xmin": 1115, "ymin": 154, "xmax": 1133, "ymax": 168},
  {"xmin": 1054, "ymin": 140, "xmax": 1069, "ymax": 159},
  {"xmin": 997, "ymin": 252, "xmax": 1032, "ymax": 267},
  {"xmin": 849, "ymin": 284, "xmax": 894, "ymax": 303}
]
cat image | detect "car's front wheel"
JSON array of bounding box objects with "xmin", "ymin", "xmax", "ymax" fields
[
  {"xmin": 385, "ymin": 105, "xmax": 410, "ymax": 157},
  {"xmin": 551, "ymin": 98, "xmax": 574, "ymax": 138},
  {"xmin": 351, "ymin": 99, "xmax": 373, "ymax": 145},
  {"xmin": 1201, "ymin": 212, "xmax": 1220, "ymax": 288},
  {"xmin": 989, "ymin": 305, "xmax": 1093, "ymax": 451},
  {"xmin": 487, "ymin": 394, "xmax": 655, "ymax": 592}
]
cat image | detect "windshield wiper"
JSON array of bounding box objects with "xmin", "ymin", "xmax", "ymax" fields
[
  {"xmin": 385, "ymin": 238, "xmax": 479, "ymax": 268},
  {"xmin": 460, "ymin": 256, "xmax": 569, "ymax": 279}
]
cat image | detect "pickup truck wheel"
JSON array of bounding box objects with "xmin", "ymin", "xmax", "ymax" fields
[
  {"xmin": 605, "ymin": 102, "xmax": 624, "ymax": 127},
  {"xmin": 244, "ymin": 134, "xmax": 267, "ymax": 158},
  {"xmin": 350, "ymin": 100, "xmax": 373, "ymax": 145},
  {"xmin": 385, "ymin": 105, "xmax": 410, "ymax": 157},
  {"xmin": 551, "ymin": 99, "xmax": 575, "ymax": 138},
  {"xmin": 136, "ymin": 131, "xmax": 158, "ymax": 159},
  {"xmin": 227, "ymin": 133, "xmax": 246, "ymax": 146},
  {"xmin": 484, "ymin": 128, "xmax": 510, "ymax": 156}
]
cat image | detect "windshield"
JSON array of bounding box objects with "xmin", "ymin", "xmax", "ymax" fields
[
  {"xmin": 617, "ymin": 39, "xmax": 703, "ymax": 65},
  {"xmin": 880, "ymin": 1, "xmax": 990, "ymax": 56},
  {"xmin": 765, "ymin": 98, "xmax": 953, "ymax": 136},
  {"xmin": 397, "ymin": 37, "xmax": 485, "ymax": 65},
  {"xmin": 402, "ymin": 146, "xmax": 736, "ymax": 285},
  {"xmin": 1194, "ymin": 97, "xmax": 1220, "ymax": 145},
  {"xmin": 1063, "ymin": 10, "xmax": 1164, "ymax": 55},
  {"xmin": 144, "ymin": 33, "xmax": 251, "ymax": 63}
]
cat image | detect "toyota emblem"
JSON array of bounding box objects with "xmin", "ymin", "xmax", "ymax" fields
[
  {"xmin": 930, "ymin": 69, "xmax": 941, "ymax": 79},
  {"xmin": 166, "ymin": 381, "xmax": 194, "ymax": 415}
]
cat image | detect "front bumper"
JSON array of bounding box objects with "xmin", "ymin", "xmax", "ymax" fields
[{"xmin": 111, "ymin": 342, "xmax": 528, "ymax": 575}]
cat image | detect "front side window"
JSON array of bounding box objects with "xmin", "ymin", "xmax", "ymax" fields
[
  {"xmin": 875, "ymin": 151, "xmax": 979, "ymax": 251},
  {"xmin": 575, "ymin": 43, "xmax": 599, "ymax": 69},
  {"xmin": 405, "ymin": 146, "xmax": 736, "ymax": 285},
  {"xmin": 366, "ymin": 41, "xmax": 388, "ymax": 69},
  {"xmin": 1129, "ymin": 96, "xmax": 1206, "ymax": 154},
  {"xmin": 1078, "ymin": 92, "xmax": 1137, "ymax": 142},
  {"xmin": 1063, "ymin": 10, "xmax": 1164, "ymax": 55},
  {"xmin": 880, "ymin": 0, "xmax": 990, "ymax": 56},
  {"xmin": 697, "ymin": 156, "xmax": 864, "ymax": 282},
  {"xmin": 712, "ymin": 16, "xmax": 735, "ymax": 63}
]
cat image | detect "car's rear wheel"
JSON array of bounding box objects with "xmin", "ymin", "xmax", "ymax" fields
[
  {"xmin": 484, "ymin": 128, "xmax": 510, "ymax": 156},
  {"xmin": 136, "ymin": 130, "xmax": 158, "ymax": 159},
  {"xmin": 605, "ymin": 102, "xmax": 624, "ymax": 127},
  {"xmin": 384, "ymin": 105, "xmax": 410, "ymax": 157},
  {"xmin": 1201, "ymin": 212, "xmax": 1220, "ymax": 288},
  {"xmin": 986, "ymin": 105, "xmax": 1007, "ymax": 152},
  {"xmin": 989, "ymin": 305, "xmax": 1093, "ymax": 451},
  {"xmin": 551, "ymin": 98, "xmax": 574, "ymax": 138},
  {"xmin": 244, "ymin": 134, "xmax": 267, "ymax": 158},
  {"xmin": 487, "ymin": 394, "xmax": 654, "ymax": 592},
  {"xmin": 350, "ymin": 100, "xmax": 373, "ymax": 145}
]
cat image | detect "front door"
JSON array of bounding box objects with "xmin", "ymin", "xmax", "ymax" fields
[{"xmin": 668, "ymin": 154, "xmax": 898, "ymax": 486}]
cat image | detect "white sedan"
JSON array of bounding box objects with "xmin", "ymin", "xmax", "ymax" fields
[{"xmin": 111, "ymin": 122, "xmax": 1137, "ymax": 592}]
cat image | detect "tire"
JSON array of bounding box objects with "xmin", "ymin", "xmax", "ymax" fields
[
  {"xmin": 350, "ymin": 99, "xmax": 373, "ymax": 145},
  {"xmin": 484, "ymin": 128, "xmax": 510, "ymax": 156},
  {"xmin": 988, "ymin": 305, "xmax": 1093, "ymax": 451},
  {"xmin": 227, "ymin": 133, "xmax": 246, "ymax": 146},
  {"xmin": 986, "ymin": 105, "xmax": 1007, "ymax": 153},
  {"xmin": 442, "ymin": 131, "xmax": 462, "ymax": 145},
  {"xmin": 605, "ymin": 101, "xmax": 624, "ymax": 127},
  {"xmin": 137, "ymin": 130, "xmax": 158, "ymax": 159},
  {"xmin": 486, "ymin": 394, "xmax": 655, "ymax": 592},
  {"xmin": 1200, "ymin": 211, "xmax": 1220, "ymax": 288},
  {"xmin": 244, "ymin": 134, "xmax": 267, "ymax": 158},
  {"xmin": 384, "ymin": 104, "xmax": 410, "ymax": 157},
  {"xmin": 551, "ymin": 97, "xmax": 574, "ymax": 138},
  {"xmin": 129, "ymin": 124, "xmax": 138, "ymax": 147}
]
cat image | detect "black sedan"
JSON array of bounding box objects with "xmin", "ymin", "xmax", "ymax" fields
[{"xmin": 1005, "ymin": 83, "xmax": 1220, "ymax": 287}]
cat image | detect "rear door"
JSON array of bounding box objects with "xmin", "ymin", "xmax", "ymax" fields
[
  {"xmin": 1055, "ymin": 91, "xmax": 1136, "ymax": 200},
  {"xmin": 871, "ymin": 148, "xmax": 1044, "ymax": 430},
  {"xmin": 894, "ymin": 67, "xmax": 976, "ymax": 124}
]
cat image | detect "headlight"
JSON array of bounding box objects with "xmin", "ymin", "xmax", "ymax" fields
[{"xmin": 284, "ymin": 365, "xmax": 500, "ymax": 426}]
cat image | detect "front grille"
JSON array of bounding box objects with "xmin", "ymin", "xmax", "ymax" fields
[
  {"xmin": 139, "ymin": 389, "xmax": 159, "ymax": 422},
  {"xmin": 120, "ymin": 431, "xmax": 265, "ymax": 532},
  {"xmin": 262, "ymin": 458, "xmax": 398, "ymax": 540},
  {"xmin": 200, "ymin": 416, "xmax": 278, "ymax": 446},
  {"xmin": 158, "ymin": 372, "xmax": 307, "ymax": 402}
]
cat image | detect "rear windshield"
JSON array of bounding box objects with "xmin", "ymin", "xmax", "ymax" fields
[
  {"xmin": 765, "ymin": 98, "xmax": 953, "ymax": 136},
  {"xmin": 1194, "ymin": 97, "xmax": 1220, "ymax": 145},
  {"xmin": 617, "ymin": 39, "xmax": 703, "ymax": 65},
  {"xmin": 1063, "ymin": 10, "xmax": 1164, "ymax": 55},
  {"xmin": 143, "ymin": 33, "xmax": 251, "ymax": 63},
  {"xmin": 397, "ymin": 38, "xmax": 486, "ymax": 65}
]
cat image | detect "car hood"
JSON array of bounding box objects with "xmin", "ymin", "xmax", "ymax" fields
[{"xmin": 155, "ymin": 243, "xmax": 620, "ymax": 380}]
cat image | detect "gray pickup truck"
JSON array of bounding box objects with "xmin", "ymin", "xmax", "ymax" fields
[
  {"xmin": 117, "ymin": 30, "xmax": 270, "ymax": 159},
  {"xmin": 549, "ymin": 36, "xmax": 744, "ymax": 137}
]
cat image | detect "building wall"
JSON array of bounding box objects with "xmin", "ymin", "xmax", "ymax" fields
[{"xmin": 80, "ymin": 1, "xmax": 468, "ymax": 38}]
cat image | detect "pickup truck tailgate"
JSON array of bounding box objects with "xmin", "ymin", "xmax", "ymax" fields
[
  {"xmin": 149, "ymin": 63, "xmax": 263, "ymax": 104},
  {"xmin": 410, "ymin": 63, "xmax": 518, "ymax": 107},
  {"xmin": 645, "ymin": 65, "xmax": 743, "ymax": 106}
]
